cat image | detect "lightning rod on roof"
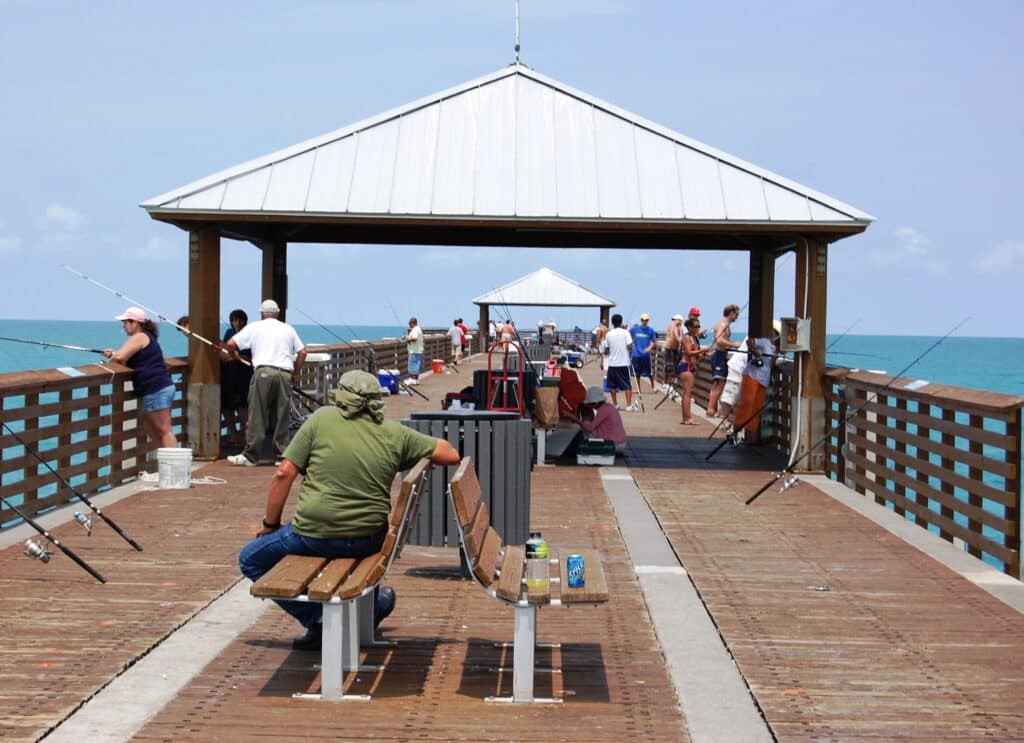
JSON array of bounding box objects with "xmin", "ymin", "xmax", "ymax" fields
[{"xmin": 514, "ymin": 0, "xmax": 520, "ymax": 63}]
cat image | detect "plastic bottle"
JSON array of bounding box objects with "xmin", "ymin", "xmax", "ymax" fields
[{"xmin": 525, "ymin": 531, "xmax": 550, "ymax": 591}]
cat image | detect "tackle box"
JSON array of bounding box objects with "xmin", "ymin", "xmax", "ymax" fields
[{"xmin": 577, "ymin": 437, "xmax": 616, "ymax": 466}]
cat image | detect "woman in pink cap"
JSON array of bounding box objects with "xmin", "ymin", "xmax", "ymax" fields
[{"xmin": 103, "ymin": 307, "xmax": 178, "ymax": 448}]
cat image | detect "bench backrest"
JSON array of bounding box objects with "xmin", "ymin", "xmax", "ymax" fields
[
  {"xmin": 449, "ymin": 457, "xmax": 502, "ymax": 588},
  {"xmin": 251, "ymin": 457, "xmax": 431, "ymax": 601}
]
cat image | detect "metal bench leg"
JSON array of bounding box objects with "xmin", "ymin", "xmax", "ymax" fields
[
  {"xmin": 358, "ymin": 592, "xmax": 396, "ymax": 648},
  {"xmin": 486, "ymin": 604, "xmax": 561, "ymax": 704},
  {"xmin": 295, "ymin": 601, "xmax": 378, "ymax": 702}
]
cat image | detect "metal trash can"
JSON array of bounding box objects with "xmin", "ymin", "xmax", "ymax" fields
[{"xmin": 402, "ymin": 410, "xmax": 532, "ymax": 548}]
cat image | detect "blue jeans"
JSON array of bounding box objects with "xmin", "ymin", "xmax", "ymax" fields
[{"xmin": 239, "ymin": 524, "xmax": 386, "ymax": 628}]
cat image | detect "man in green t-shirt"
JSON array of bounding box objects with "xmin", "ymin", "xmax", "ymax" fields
[{"xmin": 239, "ymin": 370, "xmax": 460, "ymax": 650}]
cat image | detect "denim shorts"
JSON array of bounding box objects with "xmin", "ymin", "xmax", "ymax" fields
[
  {"xmin": 408, "ymin": 353, "xmax": 423, "ymax": 375},
  {"xmin": 141, "ymin": 384, "xmax": 175, "ymax": 413}
]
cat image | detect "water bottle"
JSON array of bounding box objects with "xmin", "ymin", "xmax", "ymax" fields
[{"xmin": 525, "ymin": 531, "xmax": 549, "ymax": 592}]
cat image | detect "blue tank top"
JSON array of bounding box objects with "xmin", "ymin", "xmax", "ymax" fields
[{"xmin": 128, "ymin": 331, "xmax": 172, "ymax": 396}]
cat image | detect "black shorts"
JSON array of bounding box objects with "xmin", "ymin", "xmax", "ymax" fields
[{"xmin": 607, "ymin": 366, "xmax": 631, "ymax": 391}]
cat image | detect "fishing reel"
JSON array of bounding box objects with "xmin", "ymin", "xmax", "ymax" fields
[
  {"xmin": 23, "ymin": 539, "xmax": 52, "ymax": 563},
  {"xmin": 750, "ymin": 356, "xmax": 765, "ymax": 368},
  {"xmin": 74, "ymin": 510, "xmax": 93, "ymax": 535},
  {"xmin": 779, "ymin": 475, "xmax": 800, "ymax": 493}
]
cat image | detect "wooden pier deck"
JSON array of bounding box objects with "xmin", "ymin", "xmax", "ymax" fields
[{"xmin": 2, "ymin": 355, "xmax": 1024, "ymax": 741}]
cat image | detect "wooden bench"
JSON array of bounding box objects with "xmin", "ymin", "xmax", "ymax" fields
[
  {"xmin": 250, "ymin": 457, "xmax": 431, "ymax": 701},
  {"xmin": 449, "ymin": 456, "xmax": 609, "ymax": 703}
]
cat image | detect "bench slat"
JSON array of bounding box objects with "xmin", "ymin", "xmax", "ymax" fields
[
  {"xmin": 472, "ymin": 526, "xmax": 502, "ymax": 587},
  {"xmin": 496, "ymin": 545, "xmax": 525, "ymax": 601},
  {"xmin": 558, "ymin": 548, "xmax": 609, "ymax": 603},
  {"xmin": 464, "ymin": 501, "xmax": 491, "ymax": 558},
  {"xmin": 250, "ymin": 555, "xmax": 329, "ymax": 598},
  {"xmin": 337, "ymin": 552, "xmax": 388, "ymax": 599},
  {"xmin": 450, "ymin": 457, "xmax": 480, "ymax": 528},
  {"xmin": 306, "ymin": 557, "xmax": 358, "ymax": 600}
]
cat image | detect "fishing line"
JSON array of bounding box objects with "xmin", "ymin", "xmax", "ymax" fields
[
  {"xmin": 0, "ymin": 336, "xmax": 106, "ymax": 355},
  {"xmin": 745, "ymin": 316, "xmax": 972, "ymax": 506},
  {"xmin": 62, "ymin": 264, "xmax": 243, "ymax": 365},
  {"xmin": 1, "ymin": 421, "xmax": 144, "ymax": 551},
  {"xmin": 1, "ymin": 493, "xmax": 107, "ymax": 583}
]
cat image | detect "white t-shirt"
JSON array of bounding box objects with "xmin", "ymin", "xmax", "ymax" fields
[
  {"xmin": 406, "ymin": 325, "xmax": 424, "ymax": 354},
  {"xmin": 726, "ymin": 338, "xmax": 748, "ymax": 384},
  {"xmin": 447, "ymin": 325, "xmax": 464, "ymax": 346},
  {"xmin": 743, "ymin": 338, "xmax": 778, "ymax": 388},
  {"xmin": 602, "ymin": 327, "xmax": 633, "ymax": 367},
  {"xmin": 231, "ymin": 318, "xmax": 304, "ymax": 371}
]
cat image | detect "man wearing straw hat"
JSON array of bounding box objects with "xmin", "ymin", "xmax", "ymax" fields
[{"xmin": 239, "ymin": 370, "xmax": 460, "ymax": 650}]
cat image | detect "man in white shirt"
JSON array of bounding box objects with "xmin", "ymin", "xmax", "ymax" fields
[
  {"xmin": 226, "ymin": 299, "xmax": 307, "ymax": 466},
  {"xmin": 447, "ymin": 319, "xmax": 464, "ymax": 364},
  {"xmin": 600, "ymin": 313, "xmax": 634, "ymax": 410}
]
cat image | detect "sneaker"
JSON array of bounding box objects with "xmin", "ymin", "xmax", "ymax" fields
[
  {"xmin": 291, "ymin": 623, "xmax": 322, "ymax": 651},
  {"xmin": 227, "ymin": 453, "xmax": 256, "ymax": 467},
  {"xmin": 375, "ymin": 586, "xmax": 396, "ymax": 628}
]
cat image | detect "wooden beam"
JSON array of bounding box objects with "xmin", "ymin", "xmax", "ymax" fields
[
  {"xmin": 747, "ymin": 246, "xmax": 775, "ymax": 337},
  {"xmin": 187, "ymin": 227, "xmax": 221, "ymax": 459},
  {"xmin": 792, "ymin": 237, "xmax": 829, "ymax": 471},
  {"xmin": 260, "ymin": 239, "xmax": 288, "ymax": 320},
  {"xmin": 478, "ymin": 304, "xmax": 489, "ymax": 354}
]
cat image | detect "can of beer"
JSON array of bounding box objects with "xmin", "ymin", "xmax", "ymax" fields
[{"xmin": 566, "ymin": 553, "xmax": 585, "ymax": 588}]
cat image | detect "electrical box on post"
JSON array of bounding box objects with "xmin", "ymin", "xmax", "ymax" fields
[{"xmin": 779, "ymin": 317, "xmax": 811, "ymax": 352}]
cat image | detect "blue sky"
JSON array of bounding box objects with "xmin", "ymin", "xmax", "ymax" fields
[{"xmin": 1, "ymin": 1, "xmax": 1020, "ymax": 337}]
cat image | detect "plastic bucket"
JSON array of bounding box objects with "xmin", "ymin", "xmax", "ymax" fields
[
  {"xmin": 432, "ymin": 359, "xmax": 444, "ymax": 375},
  {"xmin": 157, "ymin": 448, "xmax": 192, "ymax": 489}
]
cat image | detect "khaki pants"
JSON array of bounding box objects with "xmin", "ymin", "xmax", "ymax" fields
[{"xmin": 243, "ymin": 367, "xmax": 293, "ymax": 463}]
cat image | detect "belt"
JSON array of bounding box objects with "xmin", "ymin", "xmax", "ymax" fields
[{"xmin": 256, "ymin": 365, "xmax": 293, "ymax": 373}]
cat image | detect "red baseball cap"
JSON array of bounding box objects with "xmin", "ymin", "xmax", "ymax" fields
[{"xmin": 689, "ymin": 306, "xmax": 701, "ymax": 316}]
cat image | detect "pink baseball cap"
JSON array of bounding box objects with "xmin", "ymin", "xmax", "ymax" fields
[
  {"xmin": 689, "ymin": 306, "xmax": 701, "ymax": 316},
  {"xmin": 115, "ymin": 307, "xmax": 147, "ymax": 323}
]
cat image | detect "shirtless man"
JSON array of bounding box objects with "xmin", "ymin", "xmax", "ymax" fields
[
  {"xmin": 706, "ymin": 304, "xmax": 743, "ymax": 417},
  {"xmin": 594, "ymin": 320, "xmax": 610, "ymax": 369}
]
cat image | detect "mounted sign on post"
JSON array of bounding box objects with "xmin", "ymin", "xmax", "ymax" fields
[{"xmin": 779, "ymin": 317, "xmax": 811, "ymax": 353}]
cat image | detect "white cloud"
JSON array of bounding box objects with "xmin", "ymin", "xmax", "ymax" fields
[
  {"xmin": 119, "ymin": 236, "xmax": 178, "ymax": 261},
  {"xmin": 972, "ymin": 241, "xmax": 1024, "ymax": 275},
  {"xmin": 867, "ymin": 226, "xmax": 947, "ymax": 273},
  {"xmin": 40, "ymin": 203, "xmax": 85, "ymax": 241}
]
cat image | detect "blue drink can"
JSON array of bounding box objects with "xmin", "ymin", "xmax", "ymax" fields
[{"xmin": 567, "ymin": 554, "xmax": 585, "ymax": 588}]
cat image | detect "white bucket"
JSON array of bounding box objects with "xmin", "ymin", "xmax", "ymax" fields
[{"xmin": 157, "ymin": 448, "xmax": 192, "ymax": 489}]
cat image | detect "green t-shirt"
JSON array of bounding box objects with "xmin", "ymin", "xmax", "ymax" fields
[{"xmin": 284, "ymin": 407, "xmax": 438, "ymax": 539}]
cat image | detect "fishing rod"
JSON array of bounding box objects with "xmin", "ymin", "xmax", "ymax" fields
[
  {"xmin": 61, "ymin": 264, "xmax": 242, "ymax": 365},
  {"xmin": 2, "ymin": 421, "xmax": 144, "ymax": 550},
  {"xmin": 0, "ymin": 336, "xmax": 106, "ymax": 355},
  {"xmin": 705, "ymin": 377, "xmax": 791, "ymax": 458},
  {"xmin": 745, "ymin": 316, "xmax": 971, "ymax": 506},
  {"xmin": 1, "ymin": 493, "xmax": 107, "ymax": 583},
  {"xmin": 294, "ymin": 308, "xmax": 428, "ymax": 401}
]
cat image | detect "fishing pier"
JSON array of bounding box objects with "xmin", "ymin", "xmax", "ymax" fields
[
  {"xmin": 2, "ymin": 345, "xmax": 1023, "ymax": 741},
  {"xmin": 3, "ymin": 63, "xmax": 1024, "ymax": 741}
]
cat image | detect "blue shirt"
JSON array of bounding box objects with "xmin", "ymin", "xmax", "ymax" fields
[{"xmin": 629, "ymin": 323, "xmax": 657, "ymax": 358}]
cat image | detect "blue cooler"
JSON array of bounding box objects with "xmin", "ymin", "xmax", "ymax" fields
[{"xmin": 378, "ymin": 370, "xmax": 399, "ymax": 394}]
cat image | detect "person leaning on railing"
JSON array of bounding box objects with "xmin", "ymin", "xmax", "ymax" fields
[{"xmin": 102, "ymin": 306, "xmax": 178, "ymax": 450}]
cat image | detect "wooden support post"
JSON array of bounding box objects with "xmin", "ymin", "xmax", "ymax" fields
[
  {"xmin": 792, "ymin": 237, "xmax": 829, "ymax": 472},
  {"xmin": 600, "ymin": 307, "xmax": 609, "ymax": 328},
  {"xmin": 479, "ymin": 305, "xmax": 489, "ymax": 354},
  {"xmin": 747, "ymin": 246, "xmax": 776, "ymax": 337},
  {"xmin": 188, "ymin": 226, "xmax": 221, "ymax": 460},
  {"xmin": 261, "ymin": 239, "xmax": 288, "ymax": 320}
]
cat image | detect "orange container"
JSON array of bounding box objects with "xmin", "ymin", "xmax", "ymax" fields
[{"xmin": 432, "ymin": 359, "xmax": 444, "ymax": 374}]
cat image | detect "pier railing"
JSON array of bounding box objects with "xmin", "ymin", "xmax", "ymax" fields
[
  {"xmin": 1, "ymin": 335, "xmax": 450, "ymax": 525},
  {"xmin": 823, "ymin": 369, "xmax": 1024, "ymax": 577},
  {"xmin": 0, "ymin": 360, "xmax": 188, "ymax": 526}
]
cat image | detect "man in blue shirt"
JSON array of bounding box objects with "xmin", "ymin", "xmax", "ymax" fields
[{"xmin": 629, "ymin": 313, "xmax": 659, "ymax": 395}]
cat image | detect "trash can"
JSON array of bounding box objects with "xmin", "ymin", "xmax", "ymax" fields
[{"xmin": 402, "ymin": 410, "xmax": 532, "ymax": 548}]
